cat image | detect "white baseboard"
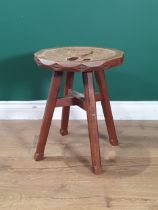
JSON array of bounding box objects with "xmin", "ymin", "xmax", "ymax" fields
[{"xmin": 0, "ymin": 101, "xmax": 158, "ymax": 120}]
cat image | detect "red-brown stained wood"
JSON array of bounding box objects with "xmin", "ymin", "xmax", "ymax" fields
[
  {"xmin": 55, "ymin": 96, "xmax": 75, "ymax": 107},
  {"xmin": 55, "ymin": 91, "xmax": 101, "ymax": 110},
  {"xmin": 60, "ymin": 72, "xmax": 74, "ymax": 136},
  {"xmin": 95, "ymin": 70, "xmax": 118, "ymax": 146},
  {"xmin": 82, "ymin": 72, "xmax": 102, "ymax": 174},
  {"xmin": 34, "ymin": 71, "xmax": 63, "ymax": 161}
]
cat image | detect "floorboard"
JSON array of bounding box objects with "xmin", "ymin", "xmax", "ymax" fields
[{"xmin": 0, "ymin": 120, "xmax": 158, "ymax": 210}]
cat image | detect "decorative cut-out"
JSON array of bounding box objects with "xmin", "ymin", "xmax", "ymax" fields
[{"xmin": 67, "ymin": 57, "xmax": 79, "ymax": 61}]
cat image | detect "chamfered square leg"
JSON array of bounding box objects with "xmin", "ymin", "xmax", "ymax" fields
[
  {"xmin": 60, "ymin": 72, "xmax": 74, "ymax": 136},
  {"xmin": 34, "ymin": 71, "xmax": 63, "ymax": 161},
  {"xmin": 82, "ymin": 72, "xmax": 102, "ymax": 175},
  {"xmin": 95, "ymin": 70, "xmax": 118, "ymax": 146}
]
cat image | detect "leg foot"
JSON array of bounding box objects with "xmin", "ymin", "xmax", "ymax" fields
[
  {"xmin": 34, "ymin": 152, "xmax": 44, "ymax": 161},
  {"xmin": 109, "ymin": 138, "xmax": 118, "ymax": 146},
  {"xmin": 92, "ymin": 165, "xmax": 102, "ymax": 175},
  {"xmin": 59, "ymin": 129, "xmax": 68, "ymax": 136}
]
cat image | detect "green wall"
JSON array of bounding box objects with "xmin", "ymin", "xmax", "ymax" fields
[{"xmin": 0, "ymin": 0, "xmax": 158, "ymax": 101}]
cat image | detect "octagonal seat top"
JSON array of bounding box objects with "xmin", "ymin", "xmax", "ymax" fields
[{"xmin": 34, "ymin": 47, "xmax": 124, "ymax": 72}]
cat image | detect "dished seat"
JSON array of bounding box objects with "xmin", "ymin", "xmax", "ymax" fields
[{"xmin": 34, "ymin": 47, "xmax": 123, "ymax": 71}]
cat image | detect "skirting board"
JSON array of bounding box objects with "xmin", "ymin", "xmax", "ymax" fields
[{"xmin": 0, "ymin": 101, "xmax": 158, "ymax": 120}]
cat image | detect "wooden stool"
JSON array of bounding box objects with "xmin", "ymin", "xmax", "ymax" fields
[{"xmin": 34, "ymin": 47, "xmax": 124, "ymax": 174}]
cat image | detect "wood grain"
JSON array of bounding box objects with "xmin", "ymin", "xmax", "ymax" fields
[{"xmin": 0, "ymin": 120, "xmax": 158, "ymax": 209}]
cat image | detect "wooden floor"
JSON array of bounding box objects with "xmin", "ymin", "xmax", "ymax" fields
[{"xmin": 0, "ymin": 120, "xmax": 158, "ymax": 210}]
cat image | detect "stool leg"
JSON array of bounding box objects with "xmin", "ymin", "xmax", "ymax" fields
[
  {"xmin": 95, "ymin": 70, "xmax": 118, "ymax": 146},
  {"xmin": 60, "ymin": 72, "xmax": 74, "ymax": 136},
  {"xmin": 83, "ymin": 72, "xmax": 101, "ymax": 175},
  {"xmin": 34, "ymin": 71, "xmax": 63, "ymax": 161}
]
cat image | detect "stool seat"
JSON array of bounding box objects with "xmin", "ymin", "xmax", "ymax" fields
[{"xmin": 34, "ymin": 47, "xmax": 124, "ymax": 72}]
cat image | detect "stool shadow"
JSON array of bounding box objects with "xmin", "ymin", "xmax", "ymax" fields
[
  {"xmin": 43, "ymin": 145, "xmax": 92, "ymax": 173},
  {"xmin": 101, "ymin": 135, "xmax": 151, "ymax": 177},
  {"xmin": 66, "ymin": 129, "xmax": 151, "ymax": 177},
  {"xmin": 63, "ymin": 144, "xmax": 91, "ymax": 171},
  {"xmin": 0, "ymin": 53, "xmax": 51, "ymax": 100}
]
